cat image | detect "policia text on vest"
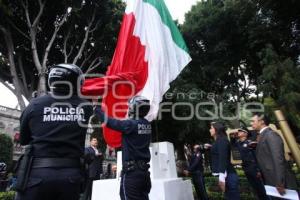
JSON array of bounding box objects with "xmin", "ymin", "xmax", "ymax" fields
[{"xmin": 43, "ymin": 107, "xmax": 86, "ymax": 122}]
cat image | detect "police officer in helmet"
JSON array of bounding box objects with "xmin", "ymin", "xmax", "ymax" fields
[
  {"xmin": 16, "ymin": 64, "xmax": 94, "ymax": 200},
  {"xmin": 95, "ymin": 95, "xmax": 152, "ymax": 200}
]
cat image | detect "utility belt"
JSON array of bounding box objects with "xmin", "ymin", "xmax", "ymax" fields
[
  {"xmin": 122, "ymin": 160, "xmax": 150, "ymax": 173},
  {"xmin": 32, "ymin": 158, "xmax": 81, "ymax": 168},
  {"xmin": 15, "ymin": 148, "xmax": 81, "ymax": 193}
]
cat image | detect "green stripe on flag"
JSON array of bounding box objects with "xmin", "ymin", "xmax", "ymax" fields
[{"xmin": 143, "ymin": 0, "xmax": 189, "ymax": 53}]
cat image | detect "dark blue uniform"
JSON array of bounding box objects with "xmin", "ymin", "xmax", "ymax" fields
[
  {"xmin": 235, "ymin": 139, "xmax": 268, "ymax": 200},
  {"xmin": 96, "ymin": 108, "xmax": 152, "ymax": 200},
  {"xmin": 188, "ymin": 152, "xmax": 208, "ymax": 200},
  {"xmin": 211, "ymin": 136, "xmax": 240, "ymax": 200},
  {"xmin": 16, "ymin": 93, "xmax": 93, "ymax": 200}
]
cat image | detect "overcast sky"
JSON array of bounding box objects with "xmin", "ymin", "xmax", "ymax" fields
[
  {"xmin": 164, "ymin": 0, "xmax": 199, "ymax": 23},
  {"xmin": 0, "ymin": 0, "xmax": 199, "ymax": 109}
]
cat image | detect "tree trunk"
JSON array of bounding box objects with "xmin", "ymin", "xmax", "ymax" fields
[
  {"xmin": 17, "ymin": 55, "xmax": 30, "ymax": 98},
  {"xmin": 0, "ymin": 26, "xmax": 26, "ymax": 110},
  {"xmin": 38, "ymin": 73, "xmax": 47, "ymax": 96}
]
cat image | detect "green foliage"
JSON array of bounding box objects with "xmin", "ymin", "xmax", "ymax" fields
[
  {"xmin": 204, "ymin": 167, "xmax": 300, "ymax": 199},
  {"xmin": 0, "ymin": 133, "xmax": 13, "ymax": 170},
  {"xmin": 207, "ymin": 170, "xmax": 299, "ymax": 197},
  {"xmin": 236, "ymin": 168, "xmax": 245, "ymax": 177},
  {"xmin": 182, "ymin": 0, "xmax": 260, "ymax": 99},
  {"xmin": 158, "ymin": 0, "xmax": 263, "ymax": 147},
  {"xmin": 159, "ymin": 0, "xmax": 300, "ymax": 146},
  {"xmin": 207, "ymin": 191, "xmax": 224, "ymax": 200},
  {"xmin": 0, "ymin": 191, "xmax": 15, "ymax": 200},
  {"xmin": 238, "ymin": 107, "xmax": 253, "ymax": 127},
  {"xmin": 258, "ymin": 44, "xmax": 300, "ymax": 131},
  {"xmin": 154, "ymin": 85, "xmax": 213, "ymax": 158},
  {"xmin": 205, "ymin": 175, "xmax": 256, "ymax": 199}
]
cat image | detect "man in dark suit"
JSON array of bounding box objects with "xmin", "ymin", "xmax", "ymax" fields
[
  {"xmin": 251, "ymin": 113, "xmax": 298, "ymax": 198},
  {"xmin": 83, "ymin": 136, "xmax": 103, "ymax": 200}
]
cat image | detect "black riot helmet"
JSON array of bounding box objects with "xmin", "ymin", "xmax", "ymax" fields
[
  {"xmin": 128, "ymin": 96, "xmax": 150, "ymax": 119},
  {"xmin": 48, "ymin": 63, "xmax": 84, "ymax": 94}
]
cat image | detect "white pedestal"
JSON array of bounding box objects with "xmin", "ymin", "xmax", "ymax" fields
[
  {"xmin": 92, "ymin": 179, "xmax": 119, "ymax": 200},
  {"xmin": 92, "ymin": 142, "xmax": 194, "ymax": 200},
  {"xmin": 92, "ymin": 178, "xmax": 193, "ymax": 200},
  {"xmin": 149, "ymin": 178, "xmax": 194, "ymax": 200}
]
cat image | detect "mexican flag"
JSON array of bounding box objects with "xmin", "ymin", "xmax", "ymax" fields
[{"xmin": 82, "ymin": 0, "xmax": 191, "ymax": 147}]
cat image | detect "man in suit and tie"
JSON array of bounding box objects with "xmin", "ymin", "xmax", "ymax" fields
[
  {"xmin": 83, "ymin": 136, "xmax": 103, "ymax": 200},
  {"xmin": 251, "ymin": 113, "xmax": 298, "ymax": 198}
]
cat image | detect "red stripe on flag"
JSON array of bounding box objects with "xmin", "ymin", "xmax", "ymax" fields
[{"xmin": 82, "ymin": 13, "xmax": 148, "ymax": 147}]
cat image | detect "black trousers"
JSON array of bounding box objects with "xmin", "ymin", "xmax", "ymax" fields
[
  {"xmin": 120, "ymin": 169, "xmax": 151, "ymax": 200},
  {"xmin": 191, "ymin": 171, "xmax": 208, "ymax": 200},
  {"xmin": 82, "ymin": 178, "xmax": 94, "ymax": 200},
  {"xmin": 15, "ymin": 168, "xmax": 82, "ymax": 200},
  {"xmin": 244, "ymin": 167, "xmax": 269, "ymax": 200}
]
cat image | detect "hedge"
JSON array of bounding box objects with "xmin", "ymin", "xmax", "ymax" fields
[
  {"xmin": 0, "ymin": 191, "xmax": 15, "ymax": 200},
  {"xmin": 205, "ymin": 176, "xmax": 256, "ymax": 199}
]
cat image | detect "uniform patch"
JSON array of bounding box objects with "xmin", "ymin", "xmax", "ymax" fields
[
  {"xmin": 137, "ymin": 124, "xmax": 151, "ymax": 135},
  {"xmin": 43, "ymin": 107, "xmax": 86, "ymax": 122}
]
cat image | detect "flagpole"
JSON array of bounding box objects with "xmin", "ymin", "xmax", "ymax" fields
[
  {"xmin": 155, "ymin": 120, "xmax": 159, "ymax": 142},
  {"xmin": 274, "ymin": 110, "xmax": 300, "ymax": 169}
]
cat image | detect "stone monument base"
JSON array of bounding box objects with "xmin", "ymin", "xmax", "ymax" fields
[
  {"xmin": 91, "ymin": 142, "xmax": 194, "ymax": 200},
  {"xmin": 91, "ymin": 177, "xmax": 194, "ymax": 200}
]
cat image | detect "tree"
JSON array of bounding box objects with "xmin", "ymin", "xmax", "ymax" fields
[
  {"xmin": 0, "ymin": 0, "xmax": 125, "ymax": 109},
  {"xmin": 159, "ymin": 0, "xmax": 262, "ymax": 149},
  {"xmin": 0, "ymin": 133, "xmax": 13, "ymax": 171},
  {"xmin": 181, "ymin": 0, "xmax": 260, "ymax": 102},
  {"xmin": 258, "ymin": 44, "xmax": 300, "ymax": 131},
  {"xmin": 153, "ymin": 78, "xmax": 215, "ymax": 159},
  {"xmin": 160, "ymin": 0, "xmax": 300, "ymax": 147}
]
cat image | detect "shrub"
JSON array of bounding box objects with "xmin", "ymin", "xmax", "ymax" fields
[
  {"xmin": 0, "ymin": 191, "xmax": 15, "ymax": 200},
  {"xmin": 0, "ymin": 134, "xmax": 13, "ymax": 171},
  {"xmin": 205, "ymin": 175, "xmax": 256, "ymax": 199},
  {"xmin": 207, "ymin": 191, "xmax": 223, "ymax": 200},
  {"xmin": 236, "ymin": 168, "xmax": 245, "ymax": 177},
  {"xmin": 240, "ymin": 193, "xmax": 256, "ymax": 200}
]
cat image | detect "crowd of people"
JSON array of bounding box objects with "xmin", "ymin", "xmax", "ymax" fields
[
  {"xmin": 9, "ymin": 63, "xmax": 299, "ymax": 200},
  {"xmin": 183, "ymin": 114, "xmax": 299, "ymax": 200}
]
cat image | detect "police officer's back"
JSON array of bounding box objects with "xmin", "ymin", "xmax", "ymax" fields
[
  {"xmin": 15, "ymin": 64, "xmax": 93, "ymax": 200},
  {"xmin": 96, "ymin": 96, "xmax": 152, "ymax": 200}
]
